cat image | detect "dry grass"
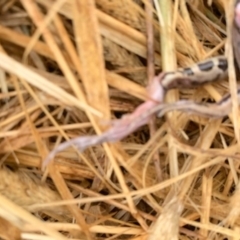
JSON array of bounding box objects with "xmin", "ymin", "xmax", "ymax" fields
[{"xmin": 0, "ymin": 0, "xmax": 239, "ymax": 239}]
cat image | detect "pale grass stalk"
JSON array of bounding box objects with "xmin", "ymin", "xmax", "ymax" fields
[
  {"xmin": 0, "ymin": 194, "xmax": 67, "ymax": 240},
  {"xmin": 148, "ymin": 0, "xmax": 179, "ymax": 239},
  {"xmin": 225, "ymin": 0, "xmax": 240, "ymax": 143}
]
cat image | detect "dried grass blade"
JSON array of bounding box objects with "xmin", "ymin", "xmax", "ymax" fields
[
  {"xmin": 0, "ymin": 52, "xmax": 101, "ymax": 116},
  {"xmin": 73, "ymin": 0, "xmax": 110, "ymax": 119},
  {"xmin": 0, "ymin": 17, "xmax": 148, "ymax": 101},
  {"xmin": 0, "ymin": 194, "xmax": 67, "ymax": 240}
]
